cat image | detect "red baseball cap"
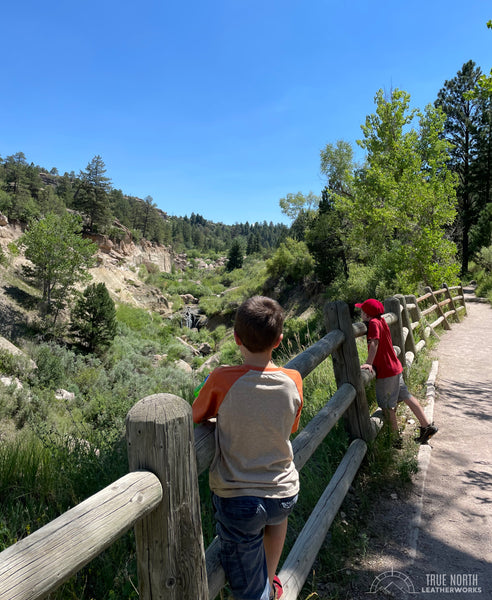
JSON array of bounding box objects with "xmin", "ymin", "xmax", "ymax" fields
[{"xmin": 354, "ymin": 298, "xmax": 384, "ymax": 317}]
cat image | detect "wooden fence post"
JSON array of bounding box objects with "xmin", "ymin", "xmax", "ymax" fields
[
  {"xmin": 395, "ymin": 294, "xmax": 417, "ymax": 358},
  {"xmin": 126, "ymin": 393, "xmax": 208, "ymax": 600},
  {"xmin": 424, "ymin": 286, "xmax": 451, "ymax": 330},
  {"xmin": 384, "ymin": 297, "xmax": 406, "ymax": 370},
  {"xmin": 459, "ymin": 282, "xmax": 468, "ymax": 316},
  {"xmin": 443, "ymin": 283, "xmax": 459, "ymax": 322},
  {"xmin": 324, "ymin": 301, "xmax": 373, "ymax": 441}
]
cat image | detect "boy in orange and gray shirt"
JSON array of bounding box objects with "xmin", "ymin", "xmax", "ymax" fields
[{"xmin": 192, "ymin": 296, "xmax": 303, "ymax": 600}]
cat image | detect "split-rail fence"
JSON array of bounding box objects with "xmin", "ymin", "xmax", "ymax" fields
[{"xmin": 0, "ymin": 285, "xmax": 467, "ymax": 600}]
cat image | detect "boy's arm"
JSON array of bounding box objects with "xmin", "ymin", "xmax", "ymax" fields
[
  {"xmin": 192, "ymin": 373, "xmax": 220, "ymax": 423},
  {"xmin": 361, "ymin": 338, "xmax": 378, "ymax": 374}
]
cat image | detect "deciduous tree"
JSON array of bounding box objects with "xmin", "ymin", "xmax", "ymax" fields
[
  {"xmin": 339, "ymin": 89, "xmax": 459, "ymax": 291},
  {"xmin": 19, "ymin": 212, "xmax": 97, "ymax": 322}
]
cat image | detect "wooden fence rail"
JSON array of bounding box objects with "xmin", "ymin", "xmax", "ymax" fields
[{"xmin": 0, "ymin": 284, "xmax": 467, "ymax": 600}]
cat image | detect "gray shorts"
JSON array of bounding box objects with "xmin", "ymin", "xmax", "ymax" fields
[{"xmin": 375, "ymin": 373, "xmax": 411, "ymax": 409}]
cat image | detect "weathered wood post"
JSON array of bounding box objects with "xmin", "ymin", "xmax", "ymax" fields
[
  {"xmin": 126, "ymin": 393, "xmax": 208, "ymax": 600},
  {"xmin": 325, "ymin": 301, "xmax": 373, "ymax": 441},
  {"xmin": 459, "ymin": 283, "xmax": 468, "ymax": 316},
  {"xmin": 413, "ymin": 293, "xmax": 440, "ymax": 342},
  {"xmin": 443, "ymin": 283, "xmax": 459, "ymax": 322},
  {"xmin": 384, "ymin": 297, "xmax": 406, "ymax": 370},
  {"xmin": 395, "ymin": 294, "xmax": 417, "ymax": 358},
  {"xmin": 424, "ymin": 286, "xmax": 451, "ymax": 330}
]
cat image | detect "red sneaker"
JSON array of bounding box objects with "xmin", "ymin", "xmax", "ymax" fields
[{"xmin": 273, "ymin": 575, "xmax": 283, "ymax": 599}]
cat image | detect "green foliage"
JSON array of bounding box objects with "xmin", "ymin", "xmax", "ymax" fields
[
  {"xmin": 116, "ymin": 304, "xmax": 165, "ymax": 337},
  {"xmin": 7, "ymin": 241, "xmax": 20, "ymax": 257},
  {"xmin": 19, "ymin": 212, "xmax": 97, "ymax": 320},
  {"xmin": 279, "ymin": 311, "xmax": 324, "ymax": 359},
  {"xmin": 320, "ymin": 139, "xmax": 355, "ymax": 196},
  {"xmin": 76, "ymin": 155, "xmax": 113, "ymax": 233},
  {"xmin": 0, "ymin": 349, "xmax": 33, "ymax": 379},
  {"xmin": 266, "ymin": 238, "xmax": 314, "ymax": 283},
  {"xmin": 226, "ymin": 238, "xmax": 244, "ymax": 271},
  {"xmin": 476, "ymin": 244, "xmax": 492, "ymax": 272},
  {"xmin": 32, "ymin": 343, "xmax": 75, "ymax": 389},
  {"xmin": 335, "ymin": 89, "xmax": 460, "ymax": 290},
  {"xmin": 218, "ymin": 339, "xmax": 242, "ymax": 365},
  {"xmin": 71, "ymin": 283, "xmax": 117, "ymax": 351},
  {"xmin": 305, "ymin": 187, "xmax": 349, "ymax": 285},
  {"xmin": 469, "ymin": 244, "xmax": 492, "ymax": 301},
  {"xmin": 435, "ymin": 60, "xmax": 489, "ymax": 275},
  {"xmin": 279, "ymin": 191, "xmax": 319, "ymax": 221},
  {"xmin": 0, "ymin": 427, "xmax": 134, "ymax": 599},
  {"xmin": 326, "ymin": 263, "xmax": 378, "ymax": 303}
]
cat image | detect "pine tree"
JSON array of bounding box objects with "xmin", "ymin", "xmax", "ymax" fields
[
  {"xmin": 435, "ymin": 61, "xmax": 483, "ymax": 274},
  {"xmin": 70, "ymin": 282, "xmax": 117, "ymax": 351},
  {"xmin": 77, "ymin": 156, "xmax": 112, "ymax": 233},
  {"xmin": 226, "ymin": 239, "xmax": 244, "ymax": 271}
]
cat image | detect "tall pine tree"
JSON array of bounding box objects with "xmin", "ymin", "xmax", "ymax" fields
[{"xmin": 435, "ymin": 61, "xmax": 483, "ymax": 274}]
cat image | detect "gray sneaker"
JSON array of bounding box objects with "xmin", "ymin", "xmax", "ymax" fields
[{"xmin": 415, "ymin": 423, "xmax": 438, "ymax": 444}]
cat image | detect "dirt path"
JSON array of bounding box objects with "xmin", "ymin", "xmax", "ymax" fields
[{"xmin": 335, "ymin": 295, "xmax": 492, "ymax": 600}]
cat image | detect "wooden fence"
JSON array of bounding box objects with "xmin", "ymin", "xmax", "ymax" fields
[{"xmin": 0, "ymin": 284, "xmax": 467, "ymax": 600}]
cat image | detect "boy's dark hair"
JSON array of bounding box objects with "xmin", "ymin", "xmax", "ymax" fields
[{"xmin": 234, "ymin": 296, "xmax": 284, "ymax": 353}]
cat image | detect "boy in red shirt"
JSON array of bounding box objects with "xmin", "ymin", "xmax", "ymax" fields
[
  {"xmin": 356, "ymin": 298, "xmax": 438, "ymax": 446},
  {"xmin": 193, "ymin": 296, "xmax": 303, "ymax": 600}
]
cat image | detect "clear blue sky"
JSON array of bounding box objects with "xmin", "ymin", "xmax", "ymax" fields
[{"xmin": 1, "ymin": 1, "xmax": 490, "ymax": 225}]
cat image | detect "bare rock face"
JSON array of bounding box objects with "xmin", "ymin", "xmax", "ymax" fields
[
  {"xmin": 0, "ymin": 335, "xmax": 36, "ymax": 368},
  {"xmin": 0, "ymin": 376, "xmax": 23, "ymax": 390},
  {"xmin": 180, "ymin": 294, "xmax": 199, "ymax": 304},
  {"xmin": 197, "ymin": 353, "xmax": 221, "ymax": 373},
  {"xmin": 0, "ymin": 221, "xmax": 222, "ymax": 317},
  {"xmin": 175, "ymin": 359, "xmax": 193, "ymax": 374},
  {"xmin": 55, "ymin": 389, "xmax": 75, "ymax": 401},
  {"xmin": 198, "ymin": 342, "xmax": 213, "ymax": 356}
]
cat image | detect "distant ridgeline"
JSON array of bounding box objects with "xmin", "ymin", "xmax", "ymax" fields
[{"xmin": 0, "ymin": 152, "xmax": 288, "ymax": 254}]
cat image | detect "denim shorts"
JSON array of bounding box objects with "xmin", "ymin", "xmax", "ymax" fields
[
  {"xmin": 375, "ymin": 373, "xmax": 411, "ymax": 409},
  {"xmin": 212, "ymin": 493, "xmax": 298, "ymax": 600}
]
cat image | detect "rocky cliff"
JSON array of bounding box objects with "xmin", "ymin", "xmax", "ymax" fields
[{"xmin": 0, "ymin": 216, "xmax": 180, "ymax": 313}]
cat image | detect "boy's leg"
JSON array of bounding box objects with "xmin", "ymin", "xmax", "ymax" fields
[
  {"xmin": 403, "ymin": 394, "xmax": 430, "ymax": 428},
  {"xmin": 398, "ymin": 378, "xmax": 438, "ymax": 443},
  {"xmin": 376, "ymin": 376, "xmax": 400, "ymax": 433},
  {"xmin": 383, "ymin": 407, "xmax": 399, "ymax": 432},
  {"xmin": 212, "ymin": 495, "xmax": 270, "ymax": 600},
  {"xmin": 263, "ymin": 518, "xmax": 288, "ymax": 588}
]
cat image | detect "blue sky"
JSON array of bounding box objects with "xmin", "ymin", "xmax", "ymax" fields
[{"xmin": 1, "ymin": 1, "xmax": 490, "ymax": 225}]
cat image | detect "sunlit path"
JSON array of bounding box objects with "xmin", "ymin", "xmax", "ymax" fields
[{"xmin": 408, "ymin": 296, "xmax": 492, "ymax": 597}]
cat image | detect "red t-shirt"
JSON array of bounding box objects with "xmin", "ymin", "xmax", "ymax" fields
[{"xmin": 366, "ymin": 317, "xmax": 402, "ymax": 379}]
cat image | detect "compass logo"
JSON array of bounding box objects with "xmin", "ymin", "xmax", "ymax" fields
[{"xmin": 368, "ymin": 568, "xmax": 417, "ymax": 596}]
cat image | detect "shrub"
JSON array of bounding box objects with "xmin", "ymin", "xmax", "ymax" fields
[
  {"xmin": 476, "ymin": 244, "xmax": 492, "ymax": 273},
  {"xmin": 266, "ymin": 238, "xmax": 314, "ymax": 283},
  {"xmin": 0, "ymin": 349, "xmax": 33, "ymax": 379},
  {"xmin": 32, "ymin": 344, "xmax": 75, "ymax": 389},
  {"xmin": 218, "ymin": 340, "xmax": 242, "ymax": 365}
]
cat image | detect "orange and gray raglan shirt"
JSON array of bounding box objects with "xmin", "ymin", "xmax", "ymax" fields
[{"xmin": 192, "ymin": 365, "xmax": 303, "ymax": 499}]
